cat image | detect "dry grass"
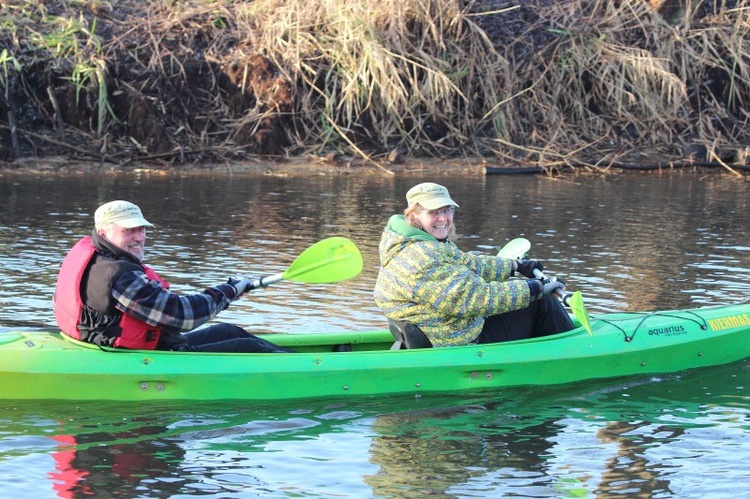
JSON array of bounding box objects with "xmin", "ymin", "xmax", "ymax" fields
[
  {"xmin": 233, "ymin": 0, "xmax": 507, "ymax": 158},
  {"xmin": 1, "ymin": 0, "xmax": 749, "ymax": 172},
  {"xmin": 494, "ymin": 0, "xmax": 750, "ymax": 170}
]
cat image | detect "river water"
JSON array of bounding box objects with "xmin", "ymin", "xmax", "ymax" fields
[{"xmin": 1, "ymin": 170, "xmax": 749, "ymax": 497}]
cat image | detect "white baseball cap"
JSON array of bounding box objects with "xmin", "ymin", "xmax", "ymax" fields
[{"xmin": 94, "ymin": 200, "xmax": 153, "ymax": 228}]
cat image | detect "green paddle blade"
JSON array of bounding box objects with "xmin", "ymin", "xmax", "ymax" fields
[
  {"xmin": 497, "ymin": 238, "xmax": 531, "ymax": 259},
  {"xmin": 282, "ymin": 237, "xmax": 363, "ymax": 284},
  {"xmin": 569, "ymin": 290, "xmax": 594, "ymax": 336}
]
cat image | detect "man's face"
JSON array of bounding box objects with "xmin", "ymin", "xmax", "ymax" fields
[{"xmin": 98, "ymin": 223, "xmax": 147, "ymax": 260}]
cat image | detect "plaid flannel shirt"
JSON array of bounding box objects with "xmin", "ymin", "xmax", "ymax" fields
[{"xmin": 111, "ymin": 270, "xmax": 237, "ymax": 332}]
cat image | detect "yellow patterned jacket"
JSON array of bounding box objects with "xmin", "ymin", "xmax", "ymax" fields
[{"xmin": 373, "ymin": 215, "xmax": 532, "ymax": 346}]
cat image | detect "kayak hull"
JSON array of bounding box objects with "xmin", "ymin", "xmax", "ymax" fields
[{"xmin": 2, "ymin": 303, "xmax": 749, "ymax": 401}]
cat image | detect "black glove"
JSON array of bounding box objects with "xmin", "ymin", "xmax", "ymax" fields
[
  {"xmin": 516, "ymin": 258, "xmax": 544, "ymax": 279},
  {"xmin": 227, "ymin": 277, "xmax": 256, "ymax": 298},
  {"xmin": 527, "ymin": 277, "xmax": 565, "ymax": 301}
]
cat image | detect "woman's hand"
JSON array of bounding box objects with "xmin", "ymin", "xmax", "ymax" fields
[{"xmin": 516, "ymin": 258, "xmax": 544, "ymax": 279}]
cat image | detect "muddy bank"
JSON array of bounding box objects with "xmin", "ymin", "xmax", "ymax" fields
[
  {"xmin": 0, "ymin": 155, "xmax": 489, "ymax": 177},
  {"xmin": 5, "ymin": 155, "xmax": 745, "ymax": 179}
]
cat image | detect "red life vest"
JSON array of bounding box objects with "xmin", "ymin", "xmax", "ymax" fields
[{"xmin": 53, "ymin": 236, "xmax": 169, "ymax": 350}]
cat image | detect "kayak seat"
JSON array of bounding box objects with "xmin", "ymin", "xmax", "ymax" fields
[{"xmin": 388, "ymin": 319, "xmax": 433, "ymax": 350}]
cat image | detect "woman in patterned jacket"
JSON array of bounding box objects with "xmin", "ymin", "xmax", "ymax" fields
[{"xmin": 374, "ymin": 182, "xmax": 574, "ymax": 347}]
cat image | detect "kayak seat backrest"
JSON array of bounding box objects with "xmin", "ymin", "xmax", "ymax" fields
[{"xmin": 388, "ymin": 319, "xmax": 433, "ymax": 350}]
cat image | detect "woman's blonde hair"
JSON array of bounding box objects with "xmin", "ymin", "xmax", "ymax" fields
[{"xmin": 404, "ymin": 204, "xmax": 458, "ymax": 241}]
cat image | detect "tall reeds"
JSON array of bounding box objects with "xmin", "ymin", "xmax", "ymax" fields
[
  {"xmin": 233, "ymin": 0, "xmax": 507, "ymax": 157},
  {"xmin": 512, "ymin": 0, "xmax": 750, "ymax": 168}
]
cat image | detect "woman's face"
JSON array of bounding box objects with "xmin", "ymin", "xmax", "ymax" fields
[{"xmin": 413, "ymin": 205, "xmax": 455, "ymax": 240}]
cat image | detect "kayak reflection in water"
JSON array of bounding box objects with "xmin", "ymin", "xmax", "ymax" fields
[
  {"xmin": 53, "ymin": 200, "xmax": 294, "ymax": 353},
  {"xmin": 374, "ymin": 182, "xmax": 574, "ymax": 347}
]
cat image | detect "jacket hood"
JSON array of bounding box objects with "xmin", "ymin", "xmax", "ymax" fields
[
  {"xmin": 387, "ymin": 214, "xmax": 435, "ymax": 240},
  {"xmin": 379, "ymin": 215, "xmax": 436, "ymax": 266}
]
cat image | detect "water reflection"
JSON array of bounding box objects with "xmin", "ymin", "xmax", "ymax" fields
[
  {"xmin": 363, "ymin": 365, "xmax": 750, "ymax": 498},
  {"xmin": 365, "ymin": 403, "xmax": 558, "ymax": 496},
  {"xmin": 7, "ymin": 399, "xmax": 381, "ymax": 497},
  {"xmin": 49, "ymin": 420, "xmax": 189, "ymax": 497},
  {"xmin": 1, "ymin": 360, "xmax": 748, "ymax": 497}
]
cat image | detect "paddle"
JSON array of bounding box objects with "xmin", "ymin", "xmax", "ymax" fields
[
  {"xmin": 497, "ymin": 237, "xmax": 531, "ymax": 259},
  {"xmin": 248, "ymin": 237, "xmax": 363, "ymax": 289},
  {"xmin": 568, "ymin": 290, "xmax": 593, "ymax": 336},
  {"xmin": 499, "ymin": 237, "xmax": 594, "ymax": 336},
  {"xmin": 497, "ymin": 237, "xmax": 572, "ymax": 303},
  {"xmin": 533, "ymin": 269, "xmax": 594, "ymax": 336}
]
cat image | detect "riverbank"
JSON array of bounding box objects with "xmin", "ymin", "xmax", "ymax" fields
[
  {"xmin": 0, "ymin": 155, "xmax": 485, "ymax": 177},
  {"xmin": 5, "ymin": 155, "xmax": 748, "ymax": 178},
  {"xmin": 2, "ymin": 0, "xmax": 749, "ymax": 174}
]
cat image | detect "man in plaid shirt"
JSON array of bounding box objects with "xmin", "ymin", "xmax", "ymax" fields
[{"xmin": 54, "ymin": 200, "xmax": 293, "ymax": 353}]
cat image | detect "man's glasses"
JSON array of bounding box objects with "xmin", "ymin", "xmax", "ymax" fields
[{"xmin": 419, "ymin": 207, "xmax": 455, "ymax": 217}]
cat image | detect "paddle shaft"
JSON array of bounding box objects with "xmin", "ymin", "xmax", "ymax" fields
[
  {"xmin": 519, "ymin": 242, "xmax": 592, "ymax": 335},
  {"xmin": 249, "ymin": 274, "xmax": 283, "ymax": 289},
  {"xmin": 501, "ymin": 238, "xmax": 571, "ymax": 304}
]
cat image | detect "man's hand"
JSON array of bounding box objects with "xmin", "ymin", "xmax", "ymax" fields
[{"xmin": 227, "ymin": 277, "xmax": 256, "ymax": 298}]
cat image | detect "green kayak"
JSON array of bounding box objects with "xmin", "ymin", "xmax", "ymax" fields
[{"xmin": 2, "ymin": 303, "xmax": 749, "ymax": 402}]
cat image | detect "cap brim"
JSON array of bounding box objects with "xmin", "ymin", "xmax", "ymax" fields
[
  {"xmin": 419, "ymin": 197, "xmax": 460, "ymax": 210},
  {"xmin": 115, "ymin": 218, "xmax": 154, "ymax": 228}
]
